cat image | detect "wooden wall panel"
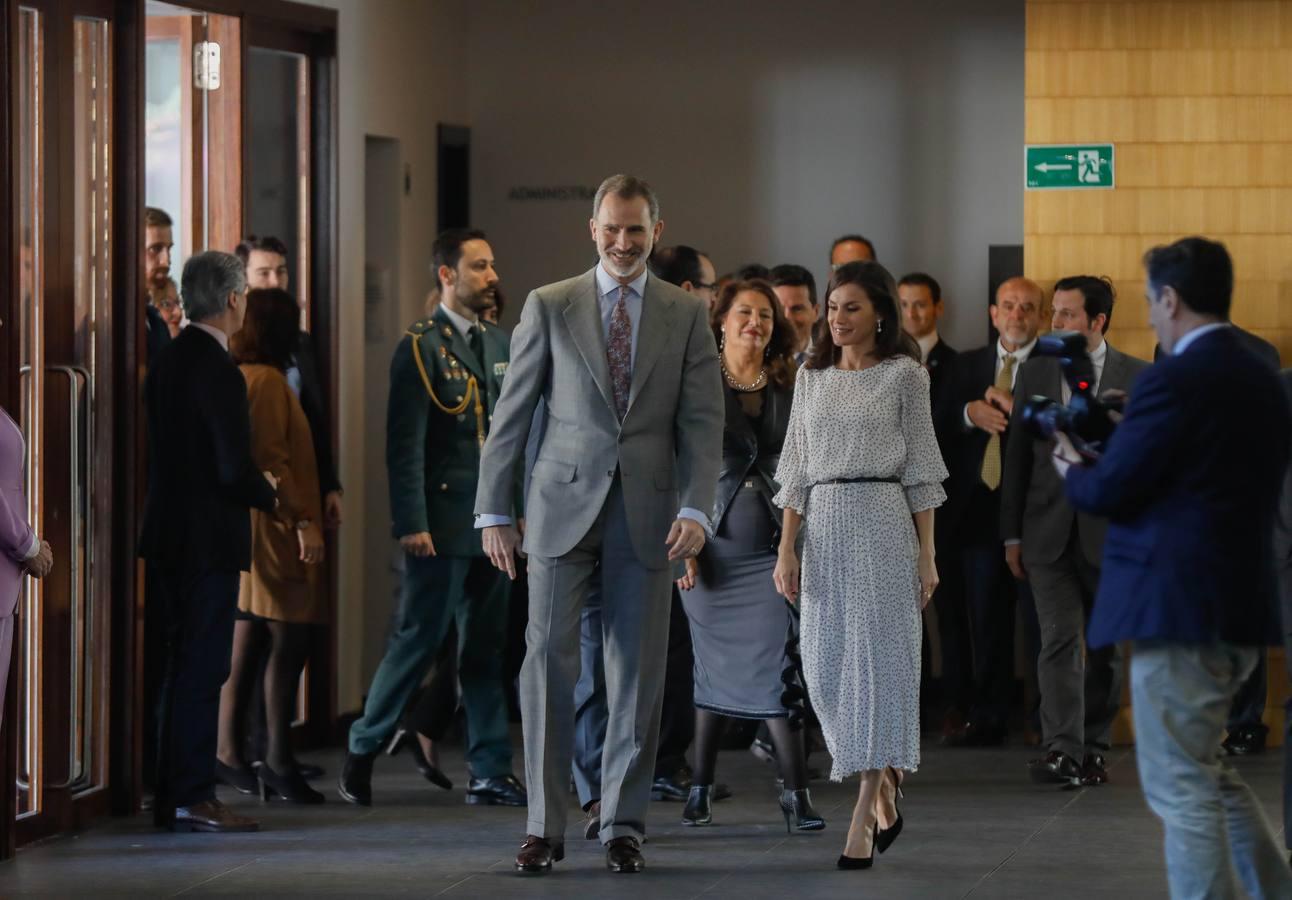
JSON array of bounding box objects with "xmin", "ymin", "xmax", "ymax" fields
[{"xmin": 1026, "ymin": 0, "xmax": 1292, "ymax": 746}]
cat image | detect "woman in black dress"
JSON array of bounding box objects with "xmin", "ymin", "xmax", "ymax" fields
[{"xmin": 676, "ymin": 279, "xmax": 823, "ymax": 832}]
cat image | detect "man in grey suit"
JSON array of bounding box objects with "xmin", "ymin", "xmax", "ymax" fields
[
  {"xmin": 1000, "ymin": 275, "xmax": 1148, "ymax": 788},
  {"xmin": 474, "ymin": 174, "xmax": 723, "ymax": 875}
]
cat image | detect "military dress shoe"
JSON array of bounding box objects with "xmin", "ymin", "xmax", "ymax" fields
[
  {"xmin": 944, "ymin": 720, "xmax": 1007, "ymax": 747},
  {"xmin": 466, "ymin": 774, "xmax": 527, "ymax": 806},
  {"xmin": 515, "ymin": 835, "xmax": 564, "ymax": 874},
  {"xmin": 171, "ymin": 799, "xmax": 259, "ymax": 833},
  {"xmin": 1028, "ymin": 750, "xmax": 1083, "ymax": 787},
  {"xmin": 1222, "ymin": 725, "xmax": 1268, "ymax": 756},
  {"xmin": 650, "ymin": 769, "xmax": 692, "ymax": 801},
  {"xmin": 606, "ymin": 836, "xmax": 645, "ymax": 873},
  {"xmin": 337, "ymin": 750, "xmax": 377, "ymax": 806},
  {"xmin": 1081, "ymin": 752, "xmax": 1109, "ymax": 786}
]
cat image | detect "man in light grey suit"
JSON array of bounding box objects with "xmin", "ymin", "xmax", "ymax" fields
[
  {"xmin": 1000, "ymin": 275, "xmax": 1149, "ymax": 788},
  {"xmin": 474, "ymin": 174, "xmax": 723, "ymax": 875}
]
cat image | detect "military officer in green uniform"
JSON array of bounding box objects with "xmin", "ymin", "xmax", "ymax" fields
[{"xmin": 339, "ymin": 228, "xmax": 525, "ymax": 807}]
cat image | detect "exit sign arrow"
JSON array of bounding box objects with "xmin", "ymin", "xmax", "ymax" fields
[{"xmin": 1026, "ymin": 144, "xmax": 1114, "ymax": 190}]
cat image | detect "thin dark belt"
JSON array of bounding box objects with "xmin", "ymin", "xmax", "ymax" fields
[{"xmin": 811, "ymin": 476, "xmax": 900, "ymax": 488}]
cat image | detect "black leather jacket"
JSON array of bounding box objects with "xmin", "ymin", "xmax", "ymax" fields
[{"xmin": 710, "ymin": 380, "xmax": 794, "ymax": 533}]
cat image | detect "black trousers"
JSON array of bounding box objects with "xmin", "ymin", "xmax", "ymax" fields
[{"xmin": 153, "ymin": 567, "xmax": 239, "ymax": 825}]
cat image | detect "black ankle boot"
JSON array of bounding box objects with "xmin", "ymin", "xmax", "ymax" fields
[
  {"xmin": 778, "ymin": 788, "xmax": 825, "ymax": 832},
  {"xmin": 681, "ymin": 785, "xmax": 712, "ymax": 825},
  {"xmin": 337, "ymin": 751, "xmax": 377, "ymax": 806}
]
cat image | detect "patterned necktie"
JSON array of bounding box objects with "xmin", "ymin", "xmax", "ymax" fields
[
  {"xmin": 979, "ymin": 353, "xmax": 1016, "ymax": 490},
  {"xmin": 606, "ymin": 285, "xmax": 633, "ymax": 420}
]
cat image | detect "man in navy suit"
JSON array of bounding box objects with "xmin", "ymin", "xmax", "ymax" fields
[{"xmin": 1053, "ymin": 237, "xmax": 1292, "ymax": 899}]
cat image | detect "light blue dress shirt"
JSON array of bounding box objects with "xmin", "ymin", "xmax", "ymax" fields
[{"xmin": 475, "ymin": 262, "xmax": 711, "ymax": 535}]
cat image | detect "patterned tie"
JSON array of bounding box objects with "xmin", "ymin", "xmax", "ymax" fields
[
  {"xmin": 606, "ymin": 285, "xmax": 633, "ymax": 420},
  {"xmin": 979, "ymin": 353, "xmax": 1016, "ymax": 490}
]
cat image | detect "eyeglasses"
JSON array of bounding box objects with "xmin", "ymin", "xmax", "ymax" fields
[{"xmin": 694, "ymin": 282, "xmax": 717, "ymax": 292}]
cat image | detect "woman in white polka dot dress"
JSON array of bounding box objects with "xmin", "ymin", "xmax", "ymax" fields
[{"xmin": 772, "ymin": 261, "xmax": 947, "ymax": 870}]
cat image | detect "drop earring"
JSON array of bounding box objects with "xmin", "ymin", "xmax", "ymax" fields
[{"xmin": 877, "ymin": 319, "xmax": 884, "ymax": 334}]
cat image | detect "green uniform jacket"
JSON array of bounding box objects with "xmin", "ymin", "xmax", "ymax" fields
[{"xmin": 387, "ymin": 307, "xmax": 519, "ymax": 557}]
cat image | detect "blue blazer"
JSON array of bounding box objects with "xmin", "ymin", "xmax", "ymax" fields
[{"xmin": 1065, "ymin": 326, "xmax": 1291, "ymax": 648}]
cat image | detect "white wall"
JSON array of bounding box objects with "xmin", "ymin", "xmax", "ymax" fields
[
  {"xmin": 310, "ymin": 0, "xmax": 470, "ymax": 712},
  {"xmin": 465, "ymin": 0, "xmax": 1025, "ymax": 350}
]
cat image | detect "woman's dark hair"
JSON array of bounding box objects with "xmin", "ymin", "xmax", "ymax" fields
[
  {"xmin": 806, "ymin": 261, "xmax": 918, "ymax": 369},
  {"xmin": 231, "ymin": 288, "xmax": 300, "ymax": 368},
  {"xmin": 710, "ymin": 278, "xmax": 797, "ymax": 388}
]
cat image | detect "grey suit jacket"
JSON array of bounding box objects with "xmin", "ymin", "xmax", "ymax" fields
[
  {"xmin": 1000, "ymin": 343, "xmax": 1149, "ymax": 568},
  {"xmin": 474, "ymin": 267, "xmax": 724, "ymax": 570}
]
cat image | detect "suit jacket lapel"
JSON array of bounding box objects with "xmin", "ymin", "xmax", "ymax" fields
[
  {"xmin": 433, "ymin": 307, "xmax": 486, "ymax": 383},
  {"xmin": 628, "ymin": 278, "xmax": 677, "ymax": 410},
  {"xmin": 1101, "ymin": 345, "xmax": 1134, "ymax": 393},
  {"xmin": 562, "ymin": 270, "xmax": 618, "ymax": 415}
]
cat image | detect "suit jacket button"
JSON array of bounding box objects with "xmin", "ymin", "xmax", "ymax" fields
[{"xmin": 440, "ymin": 483, "xmax": 449, "ymax": 491}]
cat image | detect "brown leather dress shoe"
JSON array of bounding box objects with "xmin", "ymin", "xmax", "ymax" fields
[
  {"xmin": 515, "ymin": 835, "xmax": 564, "ymax": 874},
  {"xmin": 606, "ymin": 836, "xmax": 644, "ymax": 873},
  {"xmin": 171, "ymin": 799, "xmax": 259, "ymax": 833}
]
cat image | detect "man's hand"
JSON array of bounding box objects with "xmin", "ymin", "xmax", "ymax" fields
[
  {"xmin": 666, "ymin": 518, "xmax": 706, "ymax": 562},
  {"xmin": 1005, "ymin": 543, "xmax": 1026, "ymax": 581},
  {"xmin": 676, "ymin": 557, "xmax": 699, "ymax": 592},
  {"xmin": 966, "ymin": 399, "xmax": 1009, "ymax": 434},
  {"xmin": 25, "ymin": 540, "xmax": 53, "ymax": 579},
  {"xmin": 298, "ymin": 523, "xmax": 325, "ymax": 564},
  {"xmin": 324, "ymin": 491, "xmax": 343, "ymax": 528},
  {"xmin": 984, "ymin": 385, "xmax": 1015, "ymax": 416},
  {"xmin": 1050, "ymin": 432, "xmax": 1081, "ymax": 479},
  {"xmin": 1099, "ymin": 388, "xmax": 1128, "ymax": 425},
  {"xmin": 399, "ymin": 531, "xmax": 436, "ymax": 558},
  {"xmin": 482, "ymin": 524, "xmax": 522, "ymax": 580}
]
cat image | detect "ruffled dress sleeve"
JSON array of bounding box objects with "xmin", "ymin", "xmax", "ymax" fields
[
  {"xmin": 899, "ymin": 360, "xmax": 949, "ymax": 514},
  {"xmin": 772, "ymin": 368, "xmax": 810, "ymax": 514}
]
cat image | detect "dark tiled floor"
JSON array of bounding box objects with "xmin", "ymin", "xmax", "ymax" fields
[{"xmin": 0, "ymin": 733, "xmax": 1285, "ymax": 897}]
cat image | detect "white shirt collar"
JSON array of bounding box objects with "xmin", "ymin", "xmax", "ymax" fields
[
  {"xmin": 916, "ymin": 331, "xmax": 940, "ymax": 363},
  {"xmin": 1173, "ymin": 322, "xmax": 1229, "ymax": 356},
  {"xmin": 190, "ymin": 321, "xmax": 229, "ymax": 352},
  {"xmin": 439, "ymin": 302, "xmax": 478, "ymax": 338},
  {"xmin": 1089, "ymin": 337, "xmax": 1108, "ymax": 367},
  {"xmin": 596, "ymin": 263, "xmax": 649, "ymax": 300},
  {"xmin": 998, "ymin": 336, "xmax": 1037, "ymax": 363}
]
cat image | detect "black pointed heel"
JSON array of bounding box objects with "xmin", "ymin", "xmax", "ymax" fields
[
  {"xmin": 259, "ymin": 764, "xmax": 325, "ymax": 804},
  {"xmin": 876, "ymin": 767, "xmax": 904, "ymax": 853},
  {"xmin": 216, "ymin": 760, "xmax": 259, "ymax": 795},
  {"xmin": 681, "ymin": 785, "xmax": 713, "ymax": 825}
]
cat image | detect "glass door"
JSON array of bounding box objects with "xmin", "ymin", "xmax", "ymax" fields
[{"xmin": 12, "ymin": 0, "xmax": 117, "ymax": 847}]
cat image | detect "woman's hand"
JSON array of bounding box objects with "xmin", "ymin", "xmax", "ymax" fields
[
  {"xmin": 773, "ymin": 547, "xmax": 800, "ymax": 605},
  {"xmin": 298, "ymin": 522, "xmax": 325, "ymax": 565},
  {"xmin": 676, "ymin": 557, "xmax": 699, "ymax": 592},
  {"xmin": 918, "ymin": 550, "xmax": 939, "ymax": 609}
]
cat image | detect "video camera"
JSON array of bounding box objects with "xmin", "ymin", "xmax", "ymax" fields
[{"xmin": 1019, "ymin": 331, "xmax": 1123, "ymax": 459}]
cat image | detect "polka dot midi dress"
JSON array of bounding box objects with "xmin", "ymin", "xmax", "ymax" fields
[{"xmin": 773, "ymin": 357, "xmax": 947, "ymax": 780}]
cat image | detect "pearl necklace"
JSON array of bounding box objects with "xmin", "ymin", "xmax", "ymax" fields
[{"xmin": 721, "ymin": 358, "xmax": 768, "ymax": 392}]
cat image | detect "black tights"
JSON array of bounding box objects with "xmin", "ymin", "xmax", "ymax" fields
[
  {"xmin": 218, "ymin": 619, "xmax": 311, "ymax": 774},
  {"xmin": 690, "ymin": 708, "xmax": 808, "ymax": 791}
]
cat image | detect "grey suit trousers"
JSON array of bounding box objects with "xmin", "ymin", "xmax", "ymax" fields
[
  {"xmin": 1029, "ymin": 532, "xmax": 1122, "ymax": 760},
  {"xmin": 522, "ymin": 477, "xmax": 673, "ymax": 843}
]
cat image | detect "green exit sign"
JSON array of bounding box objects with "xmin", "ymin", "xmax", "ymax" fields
[{"xmin": 1026, "ymin": 144, "xmax": 1114, "ymax": 190}]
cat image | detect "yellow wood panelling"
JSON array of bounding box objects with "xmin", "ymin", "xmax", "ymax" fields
[
  {"xmin": 1027, "ymin": 1, "xmax": 1292, "ymax": 744},
  {"xmin": 1027, "ymin": 2, "xmax": 1291, "ymax": 51},
  {"xmin": 1027, "ymin": 49, "xmax": 1292, "ymax": 98}
]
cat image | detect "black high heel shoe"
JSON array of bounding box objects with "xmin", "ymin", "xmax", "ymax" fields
[
  {"xmin": 875, "ymin": 766, "xmax": 905, "ymax": 853},
  {"xmin": 837, "ymin": 826, "xmax": 876, "ymax": 870},
  {"xmin": 386, "ymin": 727, "xmax": 453, "ymax": 790},
  {"xmin": 216, "ymin": 760, "xmax": 258, "ymax": 795},
  {"xmin": 681, "ymin": 785, "xmax": 713, "ymax": 825},
  {"xmin": 778, "ymin": 788, "xmax": 825, "ymax": 832},
  {"xmin": 259, "ymin": 763, "xmax": 325, "ymax": 804}
]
